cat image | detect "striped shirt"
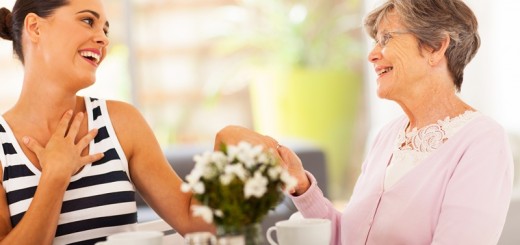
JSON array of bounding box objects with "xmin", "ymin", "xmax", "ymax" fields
[{"xmin": 0, "ymin": 97, "xmax": 138, "ymax": 244}]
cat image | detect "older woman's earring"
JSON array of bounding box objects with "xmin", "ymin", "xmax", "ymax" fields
[{"xmin": 429, "ymin": 58, "xmax": 434, "ymax": 65}]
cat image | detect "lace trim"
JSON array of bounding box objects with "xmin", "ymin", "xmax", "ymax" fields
[
  {"xmin": 396, "ymin": 110, "xmax": 481, "ymax": 153},
  {"xmin": 385, "ymin": 110, "xmax": 481, "ymax": 189}
]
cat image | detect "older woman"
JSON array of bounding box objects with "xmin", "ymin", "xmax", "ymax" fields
[
  {"xmin": 216, "ymin": 0, "xmax": 514, "ymax": 244},
  {"xmin": 0, "ymin": 0, "xmax": 212, "ymax": 244}
]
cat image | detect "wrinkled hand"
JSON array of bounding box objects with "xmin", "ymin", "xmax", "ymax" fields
[
  {"xmin": 277, "ymin": 145, "xmax": 311, "ymax": 196},
  {"xmin": 23, "ymin": 110, "xmax": 104, "ymax": 179}
]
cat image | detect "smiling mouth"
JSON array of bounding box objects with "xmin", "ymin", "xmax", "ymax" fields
[
  {"xmin": 378, "ymin": 67, "xmax": 393, "ymax": 76},
  {"xmin": 79, "ymin": 51, "xmax": 100, "ymax": 64}
]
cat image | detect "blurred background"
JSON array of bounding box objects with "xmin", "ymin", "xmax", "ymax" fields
[{"xmin": 1, "ymin": 0, "xmax": 519, "ymax": 203}]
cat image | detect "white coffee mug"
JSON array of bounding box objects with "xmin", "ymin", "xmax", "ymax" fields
[
  {"xmin": 106, "ymin": 230, "xmax": 163, "ymax": 245},
  {"xmin": 266, "ymin": 218, "xmax": 331, "ymax": 245}
]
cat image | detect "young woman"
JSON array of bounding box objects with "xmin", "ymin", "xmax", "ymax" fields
[{"xmin": 0, "ymin": 0, "xmax": 212, "ymax": 244}]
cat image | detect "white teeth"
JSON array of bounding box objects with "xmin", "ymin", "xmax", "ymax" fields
[
  {"xmin": 80, "ymin": 51, "xmax": 100, "ymax": 64},
  {"xmin": 377, "ymin": 67, "xmax": 393, "ymax": 75}
]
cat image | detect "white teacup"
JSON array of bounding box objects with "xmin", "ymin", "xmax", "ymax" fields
[
  {"xmin": 266, "ymin": 218, "xmax": 331, "ymax": 245},
  {"xmin": 105, "ymin": 231, "xmax": 163, "ymax": 245}
]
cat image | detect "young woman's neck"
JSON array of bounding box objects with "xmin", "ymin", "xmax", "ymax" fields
[{"xmin": 6, "ymin": 75, "xmax": 83, "ymax": 132}]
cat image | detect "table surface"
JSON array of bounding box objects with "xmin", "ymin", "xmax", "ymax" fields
[{"xmin": 164, "ymin": 232, "xmax": 185, "ymax": 244}]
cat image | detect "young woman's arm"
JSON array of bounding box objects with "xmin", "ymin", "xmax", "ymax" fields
[{"xmin": 107, "ymin": 101, "xmax": 214, "ymax": 235}]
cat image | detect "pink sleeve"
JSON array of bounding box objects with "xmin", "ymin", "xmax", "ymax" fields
[
  {"xmin": 432, "ymin": 127, "xmax": 514, "ymax": 244},
  {"xmin": 289, "ymin": 119, "xmax": 396, "ymax": 245},
  {"xmin": 290, "ymin": 171, "xmax": 343, "ymax": 245}
]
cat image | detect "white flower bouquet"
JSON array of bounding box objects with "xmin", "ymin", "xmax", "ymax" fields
[{"xmin": 181, "ymin": 141, "xmax": 297, "ymax": 230}]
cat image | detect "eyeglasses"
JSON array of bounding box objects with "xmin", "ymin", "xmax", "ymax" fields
[{"xmin": 374, "ymin": 30, "xmax": 411, "ymax": 48}]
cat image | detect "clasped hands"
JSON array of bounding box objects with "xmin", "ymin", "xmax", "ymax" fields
[{"xmin": 214, "ymin": 125, "xmax": 311, "ymax": 196}]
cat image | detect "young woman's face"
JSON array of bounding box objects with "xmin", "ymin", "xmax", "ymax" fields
[
  {"xmin": 37, "ymin": 0, "xmax": 110, "ymax": 87},
  {"xmin": 367, "ymin": 12, "xmax": 430, "ymax": 102}
]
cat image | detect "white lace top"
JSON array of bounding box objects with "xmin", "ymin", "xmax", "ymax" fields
[{"xmin": 384, "ymin": 110, "xmax": 482, "ymax": 189}]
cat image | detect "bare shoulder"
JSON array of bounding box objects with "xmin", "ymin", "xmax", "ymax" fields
[
  {"xmin": 104, "ymin": 99, "xmax": 152, "ymax": 133},
  {"xmin": 104, "ymin": 100, "xmax": 142, "ymax": 119},
  {"xmin": 104, "ymin": 100, "xmax": 151, "ymax": 128},
  {"xmin": 103, "ymin": 100, "xmax": 153, "ymax": 157}
]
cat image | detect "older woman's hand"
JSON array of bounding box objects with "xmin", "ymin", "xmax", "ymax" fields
[{"xmin": 277, "ymin": 145, "xmax": 311, "ymax": 196}]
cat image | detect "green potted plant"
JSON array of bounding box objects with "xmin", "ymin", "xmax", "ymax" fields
[{"xmin": 215, "ymin": 0, "xmax": 364, "ymax": 199}]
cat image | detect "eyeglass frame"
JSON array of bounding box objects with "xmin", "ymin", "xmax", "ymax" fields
[{"xmin": 373, "ymin": 30, "xmax": 412, "ymax": 48}]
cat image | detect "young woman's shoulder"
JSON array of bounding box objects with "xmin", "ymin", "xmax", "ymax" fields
[
  {"xmin": 103, "ymin": 99, "xmax": 155, "ymax": 157},
  {"xmin": 104, "ymin": 99, "xmax": 142, "ymax": 119},
  {"xmin": 104, "ymin": 99, "xmax": 151, "ymax": 132}
]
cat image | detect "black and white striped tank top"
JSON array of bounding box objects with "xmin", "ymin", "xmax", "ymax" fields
[{"xmin": 0, "ymin": 97, "xmax": 138, "ymax": 244}]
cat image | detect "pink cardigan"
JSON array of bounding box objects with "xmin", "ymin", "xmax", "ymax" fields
[{"xmin": 291, "ymin": 115, "xmax": 514, "ymax": 245}]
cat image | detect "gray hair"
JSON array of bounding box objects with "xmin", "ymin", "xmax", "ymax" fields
[{"xmin": 364, "ymin": 0, "xmax": 480, "ymax": 91}]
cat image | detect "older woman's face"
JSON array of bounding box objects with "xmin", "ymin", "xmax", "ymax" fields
[{"xmin": 367, "ymin": 12, "xmax": 430, "ymax": 102}]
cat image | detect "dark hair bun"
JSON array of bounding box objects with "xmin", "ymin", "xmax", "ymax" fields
[{"xmin": 0, "ymin": 7, "xmax": 13, "ymax": 41}]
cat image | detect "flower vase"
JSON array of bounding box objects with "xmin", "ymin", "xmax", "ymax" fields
[{"xmin": 216, "ymin": 223, "xmax": 263, "ymax": 245}]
